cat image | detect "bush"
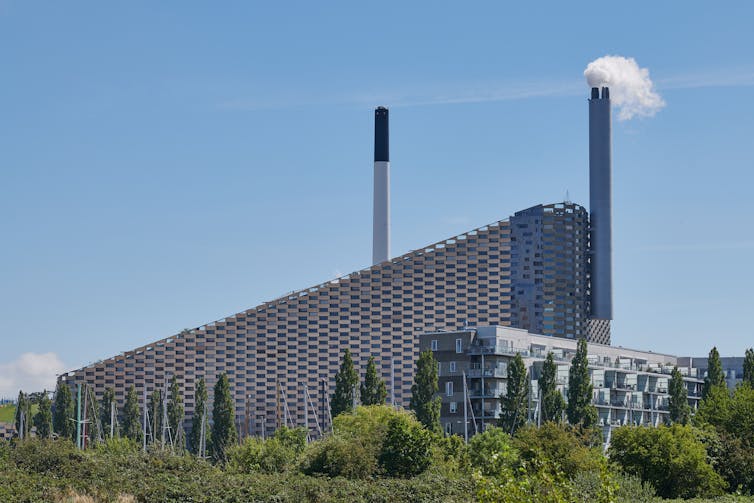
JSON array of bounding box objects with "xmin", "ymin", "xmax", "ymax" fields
[
  {"xmin": 227, "ymin": 436, "xmax": 298, "ymax": 474},
  {"xmin": 613, "ymin": 472, "xmax": 656, "ymax": 503},
  {"xmin": 378, "ymin": 416, "xmax": 432, "ymax": 478},
  {"xmin": 512, "ymin": 422, "xmax": 605, "ymax": 479},
  {"xmin": 609, "ymin": 424, "xmax": 727, "ymax": 499},
  {"xmin": 468, "ymin": 426, "xmax": 519, "ymax": 476},
  {"xmin": 299, "ymin": 434, "xmax": 376, "ymax": 479}
]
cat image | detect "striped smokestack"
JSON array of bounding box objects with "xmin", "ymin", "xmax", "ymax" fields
[{"xmin": 372, "ymin": 106, "xmax": 390, "ymax": 265}]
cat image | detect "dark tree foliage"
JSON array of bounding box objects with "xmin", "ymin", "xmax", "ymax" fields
[
  {"xmin": 148, "ymin": 389, "xmax": 163, "ymax": 444},
  {"xmin": 743, "ymin": 348, "xmax": 754, "ymax": 388},
  {"xmin": 14, "ymin": 391, "xmax": 32, "ymax": 439},
  {"xmin": 52, "ymin": 382, "xmax": 75, "ymax": 440},
  {"xmin": 33, "ymin": 392, "xmax": 53, "ymax": 439},
  {"xmin": 121, "ymin": 385, "xmax": 143, "ymax": 443},
  {"xmin": 703, "ymin": 346, "xmax": 726, "ymax": 399},
  {"xmin": 188, "ymin": 376, "xmax": 209, "ymax": 455},
  {"xmin": 498, "ymin": 353, "xmax": 528, "ymax": 434},
  {"xmin": 167, "ymin": 375, "xmax": 185, "ymax": 450},
  {"xmin": 409, "ymin": 349, "xmax": 441, "ymax": 433},
  {"xmin": 100, "ymin": 387, "xmax": 115, "ymax": 438},
  {"xmin": 360, "ymin": 356, "xmax": 387, "ymax": 406},
  {"xmin": 378, "ymin": 416, "xmax": 432, "ymax": 477},
  {"xmin": 668, "ymin": 366, "xmax": 690, "ymax": 425},
  {"xmin": 210, "ymin": 373, "xmax": 238, "ymax": 463},
  {"xmin": 331, "ymin": 348, "xmax": 359, "ymax": 418},
  {"xmin": 538, "ymin": 352, "xmax": 565, "ymax": 423},
  {"xmin": 566, "ymin": 338, "xmax": 598, "ymax": 428}
]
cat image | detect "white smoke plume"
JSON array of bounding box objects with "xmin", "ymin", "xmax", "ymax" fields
[{"xmin": 584, "ymin": 55, "xmax": 665, "ymax": 120}]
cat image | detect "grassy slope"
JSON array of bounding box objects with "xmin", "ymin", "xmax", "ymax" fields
[{"xmin": 0, "ymin": 404, "xmax": 15, "ymax": 423}]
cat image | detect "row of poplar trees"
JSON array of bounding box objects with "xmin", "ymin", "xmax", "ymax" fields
[{"xmin": 15, "ymin": 373, "xmax": 241, "ymax": 464}]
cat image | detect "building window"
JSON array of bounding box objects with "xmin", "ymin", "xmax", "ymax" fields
[
  {"xmin": 455, "ymin": 339, "xmax": 462, "ymax": 353},
  {"xmin": 445, "ymin": 422, "xmax": 453, "ymax": 435},
  {"xmin": 446, "ymin": 381, "xmax": 453, "ymax": 396},
  {"xmin": 450, "ymin": 361, "xmax": 457, "ymax": 373},
  {"xmin": 450, "ymin": 401, "xmax": 458, "ymax": 413},
  {"xmin": 431, "ymin": 340, "xmax": 438, "ymax": 351}
]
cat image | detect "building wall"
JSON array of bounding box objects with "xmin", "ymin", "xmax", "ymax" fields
[
  {"xmin": 422, "ymin": 326, "xmax": 702, "ymax": 436},
  {"xmin": 509, "ymin": 203, "xmax": 594, "ymax": 341},
  {"xmin": 60, "ymin": 220, "xmax": 513, "ymax": 435}
]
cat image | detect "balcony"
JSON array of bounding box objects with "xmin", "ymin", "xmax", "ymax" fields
[
  {"xmin": 467, "ymin": 368, "xmax": 507, "ymax": 379},
  {"xmin": 469, "ymin": 388, "xmax": 503, "ymax": 399}
]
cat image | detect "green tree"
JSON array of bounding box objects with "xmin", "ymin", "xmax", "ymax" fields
[
  {"xmin": 148, "ymin": 388, "xmax": 162, "ymax": 444},
  {"xmin": 702, "ymin": 346, "xmax": 726, "ymax": 399},
  {"xmin": 52, "ymin": 381, "xmax": 75, "ymax": 440},
  {"xmin": 468, "ymin": 425, "xmax": 520, "ymax": 476},
  {"xmin": 609, "ymin": 424, "xmax": 726, "ymax": 499},
  {"xmin": 743, "ymin": 347, "xmax": 754, "ymax": 388},
  {"xmin": 566, "ymin": 338, "xmax": 598, "ymax": 428},
  {"xmin": 188, "ymin": 376, "xmax": 209, "ymax": 455},
  {"xmin": 33, "ymin": 392, "xmax": 53, "ymax": 439},
  {"xmin": 359, "ymin": 356, "xmax": 387, "ymax": 406},
  {"xmin": 498, "ymin": 353, "xmax": 528, "ymax": 434},
  {"xmin": 409, "ymin": 349, "xmax": 441, "ymax": 433},
  {"xmin": 167, "ymin": 375, "xmax": 185, "ymax": 450},
  {"xmin": 210, "ymin": 373, "xmax": 237, "ymax": 463},
  {"xmin": 668, "ymin": 366, "xmax": 690, "ymax": 425},
  {"xmin": 539, "ymin": 352, "xmax": 565, "ymax": 423},
  {"xmin": 378, "ymin": 415, "xmax": 432, "ymax": 477},
  {"xmin": 331, "ymin": 348, "xmax": 359, "ymax": 417},
  {"xmin": 121, "ymin": 385, "xmax": 142, "ymax": 442},
  {"xmin": 14, "ymin": 391, "xmax": 32, "ymax": 439},
  {"xmin": 100, "ymin": 387, "xmax": 115, "ymax": 438}
]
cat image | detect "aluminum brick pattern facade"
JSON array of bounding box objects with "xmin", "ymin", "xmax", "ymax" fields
[{"xmin": 60, "ymin": 219, "xmax": 513, "ymax": 436}]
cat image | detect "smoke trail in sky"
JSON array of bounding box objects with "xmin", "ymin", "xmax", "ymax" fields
[{"xmin": 585, "ymin": 55, "xmax": 665, "ymax": 120}]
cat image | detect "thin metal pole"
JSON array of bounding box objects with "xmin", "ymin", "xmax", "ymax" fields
[
  {"xmin": 391, "ymin": 358, "xmax": 395, "ymax": 407},
  {"xmin": 463, "ymin": 371, "xmax": 468, "ymax": 444},
  {"xmin": 110, "ymin": 401, "xmax": 115, "ymax": 439},
  {"xmin": 321, "ymin": 379, "xmax": 326, "ymax": 433},
  {"xmin": 76, "ymin": 384, "xmax": 82, "ymax": 449},
  {"xmin": 142, "ymin": 387, "xmax": 147, "ymax": 452},
  {"xmin": 303, "ymin": 384, "xmax": 309, "ymax": 442},
  {"xmin": 82, "ymin": 385, "xmax": 89, "ymax": 449}
]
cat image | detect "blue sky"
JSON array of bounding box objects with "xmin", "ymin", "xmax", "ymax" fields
[{"xmin": 1, "ymin": 1, "xmax": 753, "ymax": 396}]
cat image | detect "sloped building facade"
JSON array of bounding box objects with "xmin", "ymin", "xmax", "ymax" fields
[{"xmin": 61, "ymin": 218, "xmax": 515, "ymax": 436}]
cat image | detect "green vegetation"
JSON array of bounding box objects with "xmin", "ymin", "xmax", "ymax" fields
[
  {"xmin": 210, "ymin": 373, "xmax": 238, "ymax": 463},
  {"xmin": 498, "ymin": 353, "xmax": 528, "ymax": 434},
  {"xmin": 0, "ymin": 404, "xmax": 16, "ymax": 423},
  {"xmin": 5, "ymin": 344, "xmax": 754, "ymax": 502},
  {"xmin": 703, "ymin": 346, "xmax": 726, "ymax": 399},
  {"xmin": 188, "ymin": 376, "xmax": 208, "ymax": 455},
  {"xmin": 53, "ymin": 382, "xmax": 75, "ymax": 440},
  {"xmin": 331, "ymin": 348, "xmax": 359, "ymax": 418},
  {"xmin": 668, "ymin": 366, "xmax": 691, "ymax": 425},
  {"xmin": 409, "ymin": 349, "xmax": 441, "ymax": 433},
  {"xmin": 121, "ymin": 386, "xmax": 142, "ymax": 443},
  {"xmin": 359, "ymin": 355, "xmax": 387, "ymax": 406},
  {"xmin": 539, "ymin": 351, "xmax": 565, "ymax": 423},
  {"xmin": 566, "ymin": 338, "xmax": 598, "ymax": 428}
]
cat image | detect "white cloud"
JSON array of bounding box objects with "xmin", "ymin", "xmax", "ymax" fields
[{"xmin": 0, "ymin": 352, "xmax": 66, "ymax": 399}]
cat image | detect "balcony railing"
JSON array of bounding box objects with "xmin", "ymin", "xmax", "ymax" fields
[{"xmin": 467, "ymin": 368, "xmax": 507, "ymax": 379}]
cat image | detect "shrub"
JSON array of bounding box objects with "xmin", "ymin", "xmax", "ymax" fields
[
  {"xmin": 609, "ymin": 424, "xmax": 727, "ymax": 499},
  {"xmin": 468, "ymin": 426, "xmax": 519, "ymax": 476},
  {"xmin": 227, "ymin": 436, "xmax": 298, "ymax": 474},
  {"xmin": 513, "ymin": 422, "xmax": 604, "ymax": 479},
  {"xmin": 378, "ymin": 416, "xmax": 432, "ymax": 478},
  {"xmin": 613, "ymin": 472, "xmax": 656, "ymax": 503},
  {"xmin": 299, "ymin": 434, "xmax": 376, "ymax": 479}
]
